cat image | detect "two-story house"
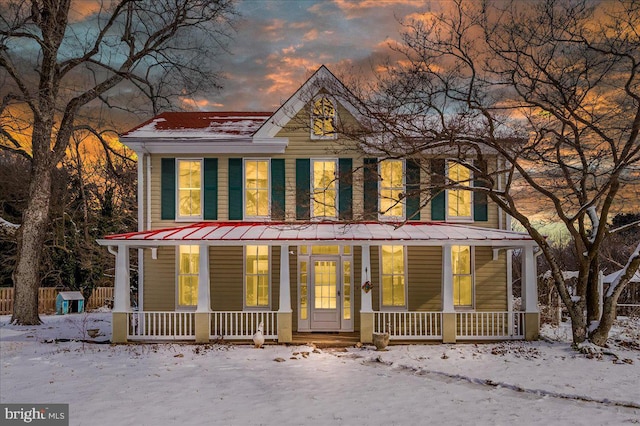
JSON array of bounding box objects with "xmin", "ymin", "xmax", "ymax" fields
[{"xmin": 98, "ymin": 66, "xmax": 540, "ymax": 344}]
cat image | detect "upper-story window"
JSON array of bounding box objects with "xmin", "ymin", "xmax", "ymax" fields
[
  {"xmin": 447, "ymin": 161, "xmax": 472, "ymax": 220},
  {"xmin": 244, "ymin": 159, "xmax": 270, "ymax": 219},
  {"xmin": 379, "ymin": 159, "xmax": 405, "ymax": 219},
  {"xmin": 178, "ymin": 159, "xmax": 202, "ymax": 219},
  {"xmin": 312, "ymin": 159, "xmax": 337, "ymax": 219},
  {"xmin": 311, "ymin": 96, "xmax": 337, "ymax": 139}
]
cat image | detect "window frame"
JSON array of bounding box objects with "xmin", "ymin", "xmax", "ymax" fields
[
  {"xmin": 176, "ymin": 245, "xmax": 200, "ymax": 310},
  {"xmin": 446, "ymin": 160, "xmax": 473, "ymax": 222},
  {"xmin": 310, "ymin": 158, "xmax": 339, "ymax": 220},
  {"xmin": 176, "ymin": 158, "xmax": 204, "ymax": 221},
  {"xmin": 243, "ymin": 158, "xmax": 271, "ymax": 220},
  {"xmin": 310, "ymin": 95, "xmax": 338, "ymax": 140},
  {"xmin": 378, "ymin": 159, "xmax": 406, "ymax": 221},
  {"xmin": 379, "ymin": 245, "xmax": 408, "ymax": 310},
  {"xmin": 244, "ymin": 245, "xmax": 271, "ymax": 310},
  {"xmin": 452, "ymin": 245, "xmax": 475, "ymax": 309}
]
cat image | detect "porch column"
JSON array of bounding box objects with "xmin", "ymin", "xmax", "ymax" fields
[
  {"xmin": 441, "ymin": 245, "xmax": 456, "ymax": 343},
  {"xmin": 195, "ymin": 244, "xmax": 211, "ymax": 343},
  {"xmin": 277, "ymin": 244, "xmax": 293, "ymax": 343},
  {"xmin": 521, "ymin": 245, "xmax": 539, "ymax": 340},
  {"xmin": 112, "ymin": 245, "xmax": 130, "ymax": 343},
  {"xmin": 360, "ymin": 244, "xmax": 373, "ymax": 343}
]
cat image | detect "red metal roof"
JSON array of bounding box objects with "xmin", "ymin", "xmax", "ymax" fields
[
  {"xmin": 100, "ymin": 222, "xmax": 535, "ymax": 245},
  {"xmin": 122, "ymin": 111, "xmax": 273, "ymax": 138}
]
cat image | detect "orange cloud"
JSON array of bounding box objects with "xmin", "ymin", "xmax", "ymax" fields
[
  {"xmin": 179, "ymin": 97, "xmax": 223, "ymax": 111},
  {"xmin": 303, "ymin": 29, "xmax": 319, "ymax": 41},
  {"xmin": 331, "ymin": 0, "xmax": 422, "ymax": 19}
]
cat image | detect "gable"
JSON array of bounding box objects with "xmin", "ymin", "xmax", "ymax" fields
[{"xmin": 253, "ymin": 65, "xmax": 366, "ymax": 140}]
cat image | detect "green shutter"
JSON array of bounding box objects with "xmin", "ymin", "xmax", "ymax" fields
[
  {"xmin": 228, "ymin": 158, "xmax": 243, "ymax": 220},
  {"xmin": 271, "ymin": 159, "xmax": 285, "ymax": 220},
  {"xmin": 161, "ymin": 158, "xmax": 176, "ymax": 220},
  {"xmin": 203, "ymin": 158, "xmax": 218, "ymax": 220},
  {"xmin": 338, "ymin": 158, "xmax": 353, "ymax": 220},
  {"xmin": 296, "ymin": 159, "xmax": 310, "ymax": 220},
  {"xmin": 430, "ymin": 159, "xmax": 445, "ymax": 221},
  {"xmin": 406, "ymin": 159, "xmax": 421, "ymax": 221},
  {"xmin": 473, "ymin": 159, "xmax": 488, "ymax": 222},
  {"xmin": 363, "ymin": 158, "xmax": 378, "ymax": 220}
]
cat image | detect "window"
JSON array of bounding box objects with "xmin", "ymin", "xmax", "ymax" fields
[
  {"xmin": 379, "ymin": 159, "xmax": 405, "ymax": 219},
  {"xmin": 178, "ymin": 245, "xmax": 199, "ymax": 307},
  {"xmin": 177, "ymin": 159, "xmax": 202, "ymax": 219},
  {"xmin": 245, "ymin": 245, "xmax": 270, "ymax": 308},
  {"xmin": 380, "ymin": 245, "xmax": 406, "ymax": 308},
  {"xmin": 448, "ymin": 161, "xmax": 472, "ymax": 219},
  {"xmin": 244, "ymin": 159, "xmax": 270, "ymax": 218},
  {"xmin": 452, "ymin": 245, "xmax": 473, "ymax": 307},
  {"xmin": 311, "ymin": 96, "xmax": 336, "ymax": 139},
  {"xmin": 312, "ymin": 160, "xmax": 337, "ymax": 218}
]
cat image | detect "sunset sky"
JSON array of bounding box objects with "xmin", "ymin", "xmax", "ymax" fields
[{"xmin": 193, "ymin": 0, "xmax": 434, "ymax": 112}]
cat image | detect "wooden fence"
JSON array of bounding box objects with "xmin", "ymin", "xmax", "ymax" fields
[{"xmin": 0, "ymin": 287, "xmax": 114, "ymax": 315}]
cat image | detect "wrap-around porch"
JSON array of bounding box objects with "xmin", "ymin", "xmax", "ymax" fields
[{"xmin": 100, "ymin": 222, "xmax": 540, "ymax": 344}]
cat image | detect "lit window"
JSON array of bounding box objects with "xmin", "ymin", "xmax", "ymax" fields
[
  {"xmin": 178, "ymin": 160, "xmax": 202, "ymax": 218},
  {"xmin": 381, "ymin": 245, "xmax": 406, "ymax": 307},
  {"xmin": 311, "ymin": 96, "xmax": 336, "ymax": 139},
  {"xmin": 312, "ymin": 160, "xmax": 337, "ymax": 218},
  {"xmin": 245, "ymin": 245, "xmax": 270, "ymax": 308},
  {"xmin": 245, "ymin": 159, "xmax": 270, "ymax": 218},
  {"xmin": 448, "ymin": 161, "xmax": 472, "ymax": 219},
  {"xmin": 379, "ymin": 159, "xmax": 404, "ymax": 218},
  {"xmin": 178, "ymin": 245, "xmax": 199, "ymax": 307},
  {"xmin": 452, "ymin": 245, "xmax": 473, "ymax": 307}
]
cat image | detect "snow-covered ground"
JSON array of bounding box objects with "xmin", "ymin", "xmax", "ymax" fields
[{"xmin": 1, "ymin": 313, "xmax": 639, "ymax": 426}]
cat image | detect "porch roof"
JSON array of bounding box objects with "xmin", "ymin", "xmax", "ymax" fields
[{"xmin": 98, "ymin": 221, "xmax": 536, "ymax": 247}]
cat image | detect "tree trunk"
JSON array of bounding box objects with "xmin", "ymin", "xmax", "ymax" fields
[
  {"xmin": 590, "ymin": 295, "xmax": 617, "ymax": 346},
  {"xmin": 11, "ymin": 163, "xmax": 54, "ymax": 325},
  {"xmin": 586, "ymin": 259, "xmax": 601, "ymax": 325}
]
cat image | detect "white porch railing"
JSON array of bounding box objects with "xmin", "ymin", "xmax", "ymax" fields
[
  {"xmin": 374, "ymin": 311, "xmax": 442, "ymax": 340},
  {"xmin": 128, "ymin": 311, "xmax": 196, "ymax": 340},
  {"xmin": 210, "ymin": 311, "xmax": 278, "ymax": 340},
  {"xmin": 456, "ymin": 311, "xmax": 524, "ymax": 340}
]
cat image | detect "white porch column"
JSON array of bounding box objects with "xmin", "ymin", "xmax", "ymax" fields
[
  {"xmin": 360, "ymin": 244, "xmax": 373, "ymax": 344},
  {"xmin": 360, "ymin": 244, "xmax": 372, "ymax": 312},
  {"xmin": 113, "ymin": 246, "xmax": 131, "ymax": 313},
  {"xmin": 112, "ymin": 245, "xmax": 130, "ymax": 343},
  {"xmin": 195, "ymin": 245, "xmax": 211, "ymax": 343},
  {"xmin": 442, "ymin": 246, "xmax": 454, "ymax": 312},
  {"xmin": 279, "ymin": 245, "xmax": 292, "ymax": 312},
  {"xmin": 196, "ymin": 244, "xmax": 210, "ymax": 312},
  {"xmin": 521, "ymin": 245, "xmax": 539, "ymax": 341},
  {"xmin": 277, "ymin": 245, "xmax": 292, "ymax": 343},
  {"xmin": 521, "ymin": 245, "xmax": 538, "ymax": 313}
]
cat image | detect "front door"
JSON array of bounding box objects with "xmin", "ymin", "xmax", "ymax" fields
[{"xmin": 310, "ymin": 259, "xmax": 340, "ymax": 330}]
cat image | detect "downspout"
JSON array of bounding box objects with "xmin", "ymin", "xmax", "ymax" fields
[{"xmin": 497, "ymin": 157, "xmax": 503, "ymax": 230}]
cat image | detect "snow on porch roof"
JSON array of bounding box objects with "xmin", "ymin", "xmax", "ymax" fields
[
  {"xmin": 122, "ymin": 111, "xmax": 273, "ymax": 139},
  {"xmin": 99, "ymin": 222, "xmax": 536, "ymax": 247}
]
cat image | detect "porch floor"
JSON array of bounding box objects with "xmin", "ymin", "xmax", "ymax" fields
[{"xmin": 290, "ymin": 332, "xmax": 361, "ymax": 348}]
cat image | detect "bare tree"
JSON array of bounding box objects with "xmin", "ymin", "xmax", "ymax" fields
[
  {"xmin": 337, "ymin": 0, "xmax": 640, "ymax": 346},
  {"xmin": 0, "ymin": 0, "xmax": 236, "ymax": 324}
]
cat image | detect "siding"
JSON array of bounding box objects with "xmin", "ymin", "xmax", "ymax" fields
[
  {"xmin": 210, "ymin": 246, "xmax": 243, "ymax": 311},
  {"xmin": 475, "ymin": 247, "xmax": 507, "ymax": 311},
  {"xmin": 143, "ymin": 247, "xmax": 175, "ymax": 311},
  {"xmin": 407, "ymin": 246, "xmax": 442, "ymax": 311}
]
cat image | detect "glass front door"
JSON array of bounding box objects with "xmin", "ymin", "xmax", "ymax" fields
[{"xmin": 310, "ymin": 259, "xmax": 340, "ymax": 330}]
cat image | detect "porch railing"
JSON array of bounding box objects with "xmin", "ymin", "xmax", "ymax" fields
[
  {"xmin": 128, "ymin": 311, "xmax": 196, "ymax": 340},
  {"xmin": 210, "ymin": 311, "xmax": 278, "ymax": 340},
  {"xmin": 456, "ymin": 311, "xmax": 524, "ymax": 340},
  {"xmin": 374, "ymin": 311, "xmax": 442, "ymax": 340}
]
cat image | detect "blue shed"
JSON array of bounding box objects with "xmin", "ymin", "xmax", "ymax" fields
[{"xmin": 56, "ymin": 291, "xmax": 85, "ymax": 315}]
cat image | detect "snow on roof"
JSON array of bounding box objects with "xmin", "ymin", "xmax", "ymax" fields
[
  {"xmin": 100, "ymin": 221, "xmax": 536, "ymax": 246},
  {"xmin": 57, "ymin": 291, "xmax": 84, "ymax": 300},
  {"xmin": 122, "ymin": 111, "xmax": 273, "ymax": 139},
  {"xmin": 603, "ymin": 269, "xmax": 640, "ymax": 284}
]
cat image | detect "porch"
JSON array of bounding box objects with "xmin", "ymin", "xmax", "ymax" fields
[
  {"xmin": 120, "ymin": 309, "xmax": 527, "ymax": 343},
  {"xmin": 100, "ymin": 221, "xmax": 540, "ymax": 345}
]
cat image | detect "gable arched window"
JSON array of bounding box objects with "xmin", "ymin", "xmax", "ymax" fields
[{"xmin": 311, "ymin": 96, "xmax": 337, "ymax": 139}]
